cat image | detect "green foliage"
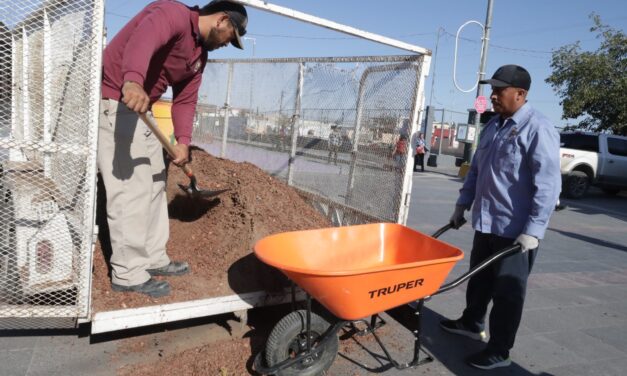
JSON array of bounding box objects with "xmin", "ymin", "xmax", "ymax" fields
[{"xmin": 546, "ymin": 14, "xmax": 627, "ymax": 135}]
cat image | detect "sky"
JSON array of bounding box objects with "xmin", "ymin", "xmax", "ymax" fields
[{"xmin": 103, "ymin": 0, "xmax": 627, "ymax": 128}]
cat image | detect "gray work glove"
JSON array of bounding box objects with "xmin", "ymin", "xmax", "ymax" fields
[
  {"xmin": 449, "ymin": 205, "xmax": 467, "ymax": 229},
  {"xmin": 515, "ymin": 234, "xmax": 538, "ymax": 253}
]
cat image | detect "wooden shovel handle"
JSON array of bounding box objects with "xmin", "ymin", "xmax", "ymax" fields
[{"xmin": 139, "ymin": 113, "xmax": 194, "ymax": 177}]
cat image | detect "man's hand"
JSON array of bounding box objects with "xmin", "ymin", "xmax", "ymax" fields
[
  {"xmin": 449, "ymin": 205, "xmax": 467, "ymax": 229},
  {"xmin": 121, "ymin": 81, "xmax": 150, "ymax": 113},
  {"xmin": 515, "ymin": 234, "xmax": 538, "ymax": 253},
  {"xmin": 170, "ymin": 143, "xmax": 189, "ymax": 166}
]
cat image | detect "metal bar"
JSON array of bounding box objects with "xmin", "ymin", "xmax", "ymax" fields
[
  {"xmin": 468, "ymin": 0, "xmax": 494, "ymax": 162},
  {"xmin": 398, "ymin": 56, "xmax": 429, "ymax": 224},
  {"xmin": 305, "ymin": 294, "xmax": 312, "ymax": 352},
  {"xmin": 287, "ymin": 62, "xmax": 304, "ymax": 185},
  {"xmin": 233, "ymin": 0, "xmax": 430, "ymax": 55},
  {"xmin": 43, "ymin": 10, "xmax": 52, "ymax": 176},
  {"xmin": 206, "ymin": 55, "xmax": 422, "ymax": 64},
  {"xmin": 21, "ymin": 26, "xmax": 30, "ymax": 150},
  {"xmin": 438, "ymin": 109, "xmax": 445, "ymax": 155},
  {"xmin": 91, "ymin": 288, "xmax": 306, "ymax": 334},
  {"xmin": 10, "ymin": 33, "xmax": 18, "ymax": 158},
  {"xmin": 221, "ymin": 62, "xmax": 234, "ymax": 158},
  {"xmin": 432, "ymin": 244, "xmax": 521, "ymax": 297},
  {"xmin": 83, "ymin": 0, "xmax": 106, "ymax": 319}
]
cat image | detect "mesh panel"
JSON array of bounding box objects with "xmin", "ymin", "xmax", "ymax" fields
[
  {"xmin": 0, "ymin": 0, "xmax": 103, "ymax": 329},
  {"xmin": 194, "ymin": 56, "xmax": 424, "ymax": 224}
]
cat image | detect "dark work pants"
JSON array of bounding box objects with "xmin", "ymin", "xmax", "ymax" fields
[
  {"xmin": 414, "ymin": 153, "xmax": 425, "ymax": 171},
  {"xmin": 461, "ymin": 231, "xmax": 537, "ymax": 357}
]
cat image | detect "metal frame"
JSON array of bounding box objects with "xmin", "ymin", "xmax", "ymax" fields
[
  {"xmin": 233, "ymin": 0, "xmax": 431, "ymax": 56},
  {"xmin": 0, "ymin": 0, "xmax": 105, "ymax": 327}
]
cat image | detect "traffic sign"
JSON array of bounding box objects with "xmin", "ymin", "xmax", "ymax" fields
[{"xmin": 474, "ymin": 95, "xmax": 488, "ymax": 114}]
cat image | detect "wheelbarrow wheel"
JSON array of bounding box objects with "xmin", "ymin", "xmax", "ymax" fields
[{"xmin": 265, "ymin": 309, "xmax": 338, "ymax": 376}]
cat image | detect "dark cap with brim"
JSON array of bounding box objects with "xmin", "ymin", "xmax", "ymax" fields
[
  {"xmin": 480, "ymin": 64, "xmax": 531, "ymax": 91},
  {"xmin": 204, "ymin": 0, "xmax": 248, "ymax": 49}
]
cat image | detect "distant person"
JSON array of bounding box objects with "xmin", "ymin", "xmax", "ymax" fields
[
  {"xmin": 328, "ymin": 125, "xmax": 342, "ymax": 164},
  {"xmin": 442, "ymin": 65, "xmax": 561, "ymax": 369},
  {"xmin": 391, "ymin": 134, "xmax": 409, "ymax": 172},
  {"xmin": 413, "ymin": 132, "xmax": 428, "ymax": 172},
  {"xmin": 99, "ymin": 0, "xmax": 248, "ymax": 298}
]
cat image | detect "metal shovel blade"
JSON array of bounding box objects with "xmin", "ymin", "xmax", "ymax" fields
[{"xmin": 177, "ymin": 182, "xmax": 229, "ymax": 199}]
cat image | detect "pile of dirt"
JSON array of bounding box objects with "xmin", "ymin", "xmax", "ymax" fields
[
  {"xmin": 117, "ymin": 337, "xmax": 252, "ymax": 376},
  {"xmin": 92, "ymin": 147, "xmax": 331, "ymax": 311}
]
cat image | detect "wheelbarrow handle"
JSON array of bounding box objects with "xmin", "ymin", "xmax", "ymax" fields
[
  {"xmin": 139, "ymin": 113, "xmax": 194, "ymax": 178},
  {"xmin": 431, "ymin": 243, "xmax": 523, "ymax": 297},
  {"xmin": 431, "ymin": 218, "xmax": 467, "ymax": 239}
]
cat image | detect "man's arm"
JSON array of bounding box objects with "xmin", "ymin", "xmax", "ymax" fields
[{"xmin": 523, "ymin": 123, "xmax": 561, "ymax": 239}]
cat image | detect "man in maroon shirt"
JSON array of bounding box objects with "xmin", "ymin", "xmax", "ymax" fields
[{"xmin": 98, "ymin": 0, "xmax": 248, "ymax": 298}]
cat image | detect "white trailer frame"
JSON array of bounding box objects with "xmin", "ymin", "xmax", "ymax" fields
[{"xmin": 0, "ymin": 0, "xmax": 430, "ymax": 334}]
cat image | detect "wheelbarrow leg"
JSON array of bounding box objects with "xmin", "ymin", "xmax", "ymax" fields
[{"xmin": 411, "ymin": 299, "xmax": 433, "ymax": 366}]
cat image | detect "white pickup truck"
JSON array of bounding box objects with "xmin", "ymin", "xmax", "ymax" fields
[{"xmin": 560, "ymin": 132, "xmax": 627, "ymax": 198}]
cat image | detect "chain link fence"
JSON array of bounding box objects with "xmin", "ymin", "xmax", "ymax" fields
[
  {"xmin": 193, "ymin": 55, "xmax": 427, "ymax": 225},
  {"xmin": 0, "ymin": 0, "xmax": 103, "ymax": 328}
]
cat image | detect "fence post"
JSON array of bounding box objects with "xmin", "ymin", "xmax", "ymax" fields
[
  {"xmin": 221, "ymin": 62, "xmax": 234, "ymax": 158},
  {"xmin": 287, "ymin": 62, "xmax": 304, "ymax": 186}
]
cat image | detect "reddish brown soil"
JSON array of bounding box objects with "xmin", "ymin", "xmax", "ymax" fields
[
  {"xmin": 116, "ymin": 337, "xmax": 251, "ymax": 376},
  {"xmin": 92, "ymin": 148, "xmax": 331, "ymax": 311}
]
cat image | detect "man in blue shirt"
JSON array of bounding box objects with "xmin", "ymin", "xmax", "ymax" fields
[{"xmin": 441, "ymin": 65, "xmax": 561, "ymax": 370}]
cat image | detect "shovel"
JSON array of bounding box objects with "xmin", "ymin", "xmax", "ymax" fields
[{"xmin": 139, "ymin": 113, "xmax": 229, "ymax": 199}]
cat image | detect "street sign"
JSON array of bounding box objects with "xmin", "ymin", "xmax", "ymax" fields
[
  {"xmin": 455, "ymin": 123, "xmax": 477, "ymax": 143},
  {"xmin": 474, "ymin": 95, "xmax": 488, "ymax": 114}
]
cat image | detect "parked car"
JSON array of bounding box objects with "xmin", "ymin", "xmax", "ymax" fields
[{"xmin": 560, "ymin": 132, "xmax": 627, "ymax": 198}]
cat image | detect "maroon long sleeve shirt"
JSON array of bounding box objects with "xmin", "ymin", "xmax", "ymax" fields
[{"xmin": 102, "ymin": 0, "xmax": 207, "ymax": 145}]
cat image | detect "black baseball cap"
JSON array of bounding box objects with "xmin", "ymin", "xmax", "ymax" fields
[
  {"xmin": 480, "ymin": 64, "xmax": 531, "ymax": 91},
  {"xmin": 203, "ymin": 0, "xmax": 248, "ymax": 49}
]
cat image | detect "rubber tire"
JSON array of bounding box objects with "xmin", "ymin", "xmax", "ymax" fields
[
  {"xmin": 264, "ymin": 310, "xmax": 338, "ymax": 376},
  {"xmin": 601, "ymin": 188, "xmax": 620, "ymax": 196},
  {"xmin": 563, "ymin": 171, "xmax": 590, "ymax": 199}
]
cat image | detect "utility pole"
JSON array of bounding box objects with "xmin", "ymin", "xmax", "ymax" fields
[
  {"xmin": 428, "ymin": 27, "xmax": 443, "ymax": 109},
  {"xmin": 467, "ymin": 0, "xmax": 494, "ymax": 162}
]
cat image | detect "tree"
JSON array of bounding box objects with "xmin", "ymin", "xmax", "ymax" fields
[{"xmin": 546, "ymin": 14, "xmax": 626, "ymax": 135}]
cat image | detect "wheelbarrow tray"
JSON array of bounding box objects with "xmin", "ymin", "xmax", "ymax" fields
[{"xmin": 254, "ymin": 223, "xmax": 463, "ymax": 321}]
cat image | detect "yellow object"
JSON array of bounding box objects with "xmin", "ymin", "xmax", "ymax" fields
[
  {"xmin": 152, "ymin": 100, "xmax": 175, "ymax": 145},
  {"xmin": 458, "ymin": 162, "xmax": 471, "ymax": 178}
]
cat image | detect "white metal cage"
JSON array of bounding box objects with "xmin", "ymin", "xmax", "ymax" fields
[
  {"xmin": 193, "ymin": 55, "xmax": 429, "ymax": 225},
  {"xmin": 0, "ymin": 0, "xmax": 104, "ymax": 329}
]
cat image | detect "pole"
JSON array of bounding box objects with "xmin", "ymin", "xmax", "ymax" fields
[
  {"xmin": 438, "ymin": 109, "xmax": 445, "ymax": 155},
  {"xmin": 428, "ymin": 27, "xmax": 442, "ymax": 108},
  {"xmin": 467, "ymin": 0, "xmax": 494, "ymax": 162}
]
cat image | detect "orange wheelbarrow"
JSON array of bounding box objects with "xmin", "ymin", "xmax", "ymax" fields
[{"xmin": 252, "ymin": 221, "xmax": 522, "ymax": 375}]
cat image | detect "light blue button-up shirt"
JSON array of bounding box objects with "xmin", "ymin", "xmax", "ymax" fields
[{"xmin": 457, "ymin": 102, "xmax": 561, "ymax": 240}]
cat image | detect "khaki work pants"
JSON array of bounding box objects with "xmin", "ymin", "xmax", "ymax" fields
[{"xmin": 98, "ymin": 99, "xmax": 170, "ymax": 286}]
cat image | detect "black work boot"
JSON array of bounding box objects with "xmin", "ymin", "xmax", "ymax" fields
[
  {"xmin": 111, "ymin": 278, "xmax": 170, "ymax": 298},
  {"xmin": 147, "ymin": 261, "xmax": 190, "ymax": 276}
]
